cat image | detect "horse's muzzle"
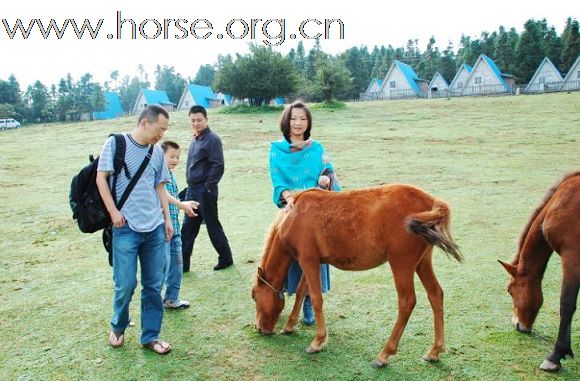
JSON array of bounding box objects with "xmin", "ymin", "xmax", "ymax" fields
[
  {"xmin": 255, "ymin": 324, "xmax": 274, "ymax": 335},
  {"xmin": 258, "ymin": 328, "xmax": 274, "ymax": 336},
  {"xmin": 512, "ymin": 316, "xmax": 531, "ymax": 333}
]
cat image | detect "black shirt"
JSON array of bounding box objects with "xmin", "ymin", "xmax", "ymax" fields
[{"xmin": 186, "ymin": 127, "xmax": 225, "ymax": 190}]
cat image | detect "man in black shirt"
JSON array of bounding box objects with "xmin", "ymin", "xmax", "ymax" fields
[{"xmin": 181, "ymin": 105, "xmax": 233, "ymax": 271}]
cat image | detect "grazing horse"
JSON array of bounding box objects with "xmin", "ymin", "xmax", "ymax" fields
[
  {"xmin": 499, "ymin": 171, "xmax": 580, "ymax": 372},
  {"xmin": 251, "ymin": 184, "xmax": 463, "ymax": 367}
]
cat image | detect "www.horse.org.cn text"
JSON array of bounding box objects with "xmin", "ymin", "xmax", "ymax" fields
[{"xmin": 1, "ymin": 11, "xmax": 345, "ymax": 46}]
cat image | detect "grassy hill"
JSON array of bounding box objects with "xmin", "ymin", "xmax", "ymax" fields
[{"xmin": 0, "ymin": 93, "xmax": 578, "ymax": 380}]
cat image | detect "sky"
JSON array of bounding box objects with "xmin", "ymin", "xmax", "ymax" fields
[{"xmin": 1, "ymin": 0, "xmax": 577, "ymax": 89}]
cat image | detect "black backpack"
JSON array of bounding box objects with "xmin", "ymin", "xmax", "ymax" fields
[{"xmin": 69, "ymin": 134, "xmax": 129, "ymax": 233}]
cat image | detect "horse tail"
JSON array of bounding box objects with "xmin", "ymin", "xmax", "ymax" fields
[{"xmin": 406, "ymin": 198, "xmax": 464, "ymax": 263}]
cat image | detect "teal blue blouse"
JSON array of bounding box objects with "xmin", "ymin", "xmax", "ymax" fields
[{"xmin": 269, "ymin": 139, "xmax": 340, "ymax": 207}]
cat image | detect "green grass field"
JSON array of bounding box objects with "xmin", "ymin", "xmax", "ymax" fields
[{"xmin": 1, "ymin": 93, "xmax": 578, "ymax": 380}]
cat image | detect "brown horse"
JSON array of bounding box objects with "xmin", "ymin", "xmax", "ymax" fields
[
  {"xmin": 251, "ymin": 184, "xmax": 463, "ymax": 367},
  {"xmin": 499, "ymin": 171, "xmax": 580, "ymax": 372}
]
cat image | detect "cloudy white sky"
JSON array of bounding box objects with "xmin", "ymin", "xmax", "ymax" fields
[{"xmin": 1, "ymin": 0, "xmax": 576, "ymax": 89}]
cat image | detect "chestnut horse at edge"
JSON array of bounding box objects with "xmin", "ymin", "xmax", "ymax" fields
[
  {"xmin": 499, "ymin": 171, "xmax": 579, "ymax": 372},
  {"xmin": 252, "ymin": 184, "xmax": 463, "ymax": 368}
]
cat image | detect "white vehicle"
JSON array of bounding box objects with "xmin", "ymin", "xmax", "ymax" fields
[{"xmin": 0, "ymin": 118, "xmax": 21, "ymax": 130}]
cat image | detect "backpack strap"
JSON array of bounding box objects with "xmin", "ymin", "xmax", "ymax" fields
[
  {"xmin": 116, "ymin": 144, "xmax": 154, "ymax": 210},
  {"xmin": 109, "ymin": 134, "xmax": 128, "ymax": 205},
  {"xmin": 111, "ymin": 134, "xmax": 130, "ymax": 179}
]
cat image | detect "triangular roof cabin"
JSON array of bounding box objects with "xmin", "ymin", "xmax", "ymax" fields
[
  {"xmin": 378, "ymin": 61, "xmax": 427, "ymax": 99},
  {"xmin": 177, "ymin": 84, "xmax": 217, "ymax": 110},
  {"xmin": 461, "ymin": 54, "xmax": 512, "ymax": 96},
  {"xmin": 132, "ymin": 89, "xmax": 176, "ymax": 114},
  {"xmin": 361, "ymin": 78, "xmax": 383, "ymax": 100},
  {"xmin": 525, "ymin": 57, "xmax": 564, "ymax": 93},
  {"xmin": 448, "ymin": 64, "xmax": 472, "ymax": 95},
  {"xmin": 215, "ymin": 92, "xmax": 233, "ymax": 106},
  {"xmin": 428, "ymin": 72, "xmax": 449, "ymax": 97},
  {"xmin": 560, "ymin": 55, "xmax": 580, "ymax": 92},
  {"xmin": 93, "ymin": 92, "xmax": 124, "ymax": 120}
]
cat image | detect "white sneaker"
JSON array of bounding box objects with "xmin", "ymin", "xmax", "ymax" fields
[{"xmin": 163, "ymin": 299, "xmax": 190, "ymax": 309}]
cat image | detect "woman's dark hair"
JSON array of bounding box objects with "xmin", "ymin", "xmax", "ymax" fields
[{"xmin": 279, "ymin": 101, "xmax": 312, "ymax": 142}]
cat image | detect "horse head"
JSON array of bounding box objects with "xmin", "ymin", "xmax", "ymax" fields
[
  {"xmin": 498, "ymin": 260, "xmax": 543, "ymax": 333},
  {"xmin": 252, "ymin": 267, "xmax": 285, "ymax": 335}
]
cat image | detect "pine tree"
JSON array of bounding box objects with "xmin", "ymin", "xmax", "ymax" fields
[
  {"xmin": 516, "ymin": 19, "xmax": 546, "ymax": 82},
  {"xmin": 560, "ymin": 17, "xmax": 580, "ymax": 73}
]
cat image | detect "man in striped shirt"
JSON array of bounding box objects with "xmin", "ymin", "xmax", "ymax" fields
[{"xmin": 96, "ymin": 105, "xmax": 174, "ymax": 355}]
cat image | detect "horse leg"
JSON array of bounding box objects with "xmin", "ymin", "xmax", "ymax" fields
[
  {"xmin": 373, "ymin": 266, "xmax": 416, "ymax": 368},
  {"xmin": 415, "ymin": 250, "xmax": 445, "ymax": 362},
  {"xmin": 540, "ymin": 251, "xmax": 579, "ymax": 372},
  {"xmin": 281, "ymin": 274, "xmax": 308, "ymax": 334},
  {"xmin": 301, "ymin": 265, "xmax": 328, "ymax": 354}
]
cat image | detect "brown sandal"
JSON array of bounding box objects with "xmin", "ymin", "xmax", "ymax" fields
[
  {"xmin": 109, "ymin": 331, "xmax": 124, "ymax": 348},
  {"xmin": 144, "ymin": 339, "xmax": 171, "ymax": 354}
]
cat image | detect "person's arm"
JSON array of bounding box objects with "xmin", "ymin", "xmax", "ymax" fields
[
  {"xmin": 166, "ymin": 189, "xmax": 199, "ymax": 217},
  {"xmin": 206, "ymin": 136, "xmax": 225, "ymax": 191},
  {"xmin": 269, "ymin": 142, "xmax": 293, "ymax": 208},
  {"xmin": 156, "ymin": 182, "xmax": 173, "ymax": 241},
  {"xmin": 96, "ymin": 171, "xmax": 125, "ymax": 227}
]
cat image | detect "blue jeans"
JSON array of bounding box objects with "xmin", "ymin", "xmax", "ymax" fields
[
  {"xmin": 164, "ymin": 234, "xmax": 183, "ymax": 302},
  {"xmin": 111, "ymin": 223, "xmax": 165, "ymax": 345}
]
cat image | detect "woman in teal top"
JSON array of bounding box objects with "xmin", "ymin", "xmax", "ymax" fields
[{"xmin": 269, "ymin": 101, "xmax": 340, "ymax": 325}]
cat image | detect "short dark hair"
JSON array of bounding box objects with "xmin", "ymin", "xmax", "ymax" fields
[
  {"xmin": 189, "ymin": 105, "xmax": 207, "ymax": 118},
  {"xmin": 161, "ymin": 140, "xmax": 180, "ymax": 152},
  {"xmin": 138, "ymin": 105, "xmax": 169, "ymax": 125},
  {"xmin": 279, "ymin": 101, "xmax": 312, "ymax": 142}
]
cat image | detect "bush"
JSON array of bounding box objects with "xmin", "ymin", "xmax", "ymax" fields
[
  {"xmin": 312, "ymin": 100, "xmax": 347, "ymax": 110},
  {"xmin": 217, "ymin": 105, "xmax": 284, "ymax": 114}
]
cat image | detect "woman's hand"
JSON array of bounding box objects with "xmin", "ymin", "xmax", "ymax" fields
[
  {"xmin": 285, "ymin": 195, "xmax": 295, "ymax": 210},
  {"xmin": 318, "ymin": 175, "xmax": 331, "ymax": 189}
]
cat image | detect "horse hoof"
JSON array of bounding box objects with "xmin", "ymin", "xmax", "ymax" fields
[
  {"xmin": 422, "ymin": 354, "xmax": 440, "ymax": 362},
  {"xmin": 280, "ymin": 328, "xmax": 294, "ymax": 335},
  {"xmin": 371, "ymin": 359, "xmax": 387, "ymax": 368},
  {"xmin": 539, "ymin": 359, "xmax": 560, "ymax": 372},
  {"xmin": 305, "ymin": 345, "xmax": 320, "ymax": 354}
]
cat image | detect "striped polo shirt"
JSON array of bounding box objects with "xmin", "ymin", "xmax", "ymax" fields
[{"xmin": 97, "ymin": 133, "xmax": 169, "ymax": 232}]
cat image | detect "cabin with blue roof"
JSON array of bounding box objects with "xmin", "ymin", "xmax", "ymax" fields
[
  {"xmin": 93, "ymin": 92, "xmax": 124, "ymax": 120},
  {"xmin": 360, "ymin": 78, "xmax": 383, "ymax": 100},
  {"xmin": 560, "ymin": 55, "xmax": 580, "ymax": 92},
  {"xmin": 132, "ymin": 89, "xmax": 176, "ymax": 114},
  {"xmin": 461, "ymin": 54, "xmax": 514, "ymax": 96},
  {"xmin": 448, "ymin": 64, "xmax": 472, "ymax": 96},
  {"xmin": 273, "ymin": 97, "xmax": 285, "ymax": 106},
  {"xmin": 525, "ymin": 57, "xmax": 564, "ymax": 93},
  {"xmin": 215, "ymin": 92, "xmax": 233, "ymax": 106},
  {"xmin": 378, "ymin": 61, "xmax": 428, "ymax": 99},
  {"xmin": 177, "ymin": 84, "xmax": 218, "ymax": 110},
  {"xmin": 428, "ymin": 73, "xmax": 449, "ymax": 98}
]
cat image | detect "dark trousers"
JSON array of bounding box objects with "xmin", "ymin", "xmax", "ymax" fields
[{"xmin": 181, "ymin": 184, "xmax": 233, "ymax": 272}]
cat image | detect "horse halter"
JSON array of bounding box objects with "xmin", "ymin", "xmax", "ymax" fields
[{"xmin": 257, "ymin": 273, "xmax": 286, "ymax": 300}]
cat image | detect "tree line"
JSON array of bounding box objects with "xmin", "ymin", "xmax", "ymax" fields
[{"xmin": 0, "ymin": 17, "xmax": 577, "ymax": 123}]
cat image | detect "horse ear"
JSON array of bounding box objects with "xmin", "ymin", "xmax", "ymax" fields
[{"xmin": 498, "ymin": 260, "xmax": 517, "ymax": 277}]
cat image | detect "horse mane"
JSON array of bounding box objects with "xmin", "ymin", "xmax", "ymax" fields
[
  {"xmin": 514, "ymin": 171, "xmax": 580, "ymax": 263},
  {"xmin": 258, "ymin": 210, "xmax": 286, "ymax": 269}
]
